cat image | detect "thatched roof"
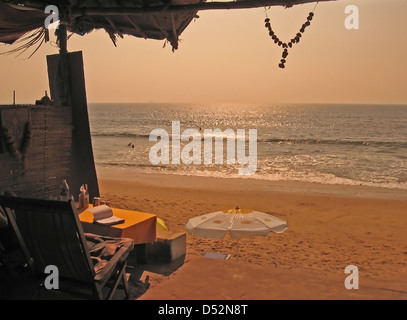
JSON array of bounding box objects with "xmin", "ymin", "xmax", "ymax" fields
[
  {"xmin": 0, "ymin": 0, "xmax": 207, "ymax": 51},
  {"xmin": 0, "ymin": 0, "xmax": 337, "ymax": 53}
]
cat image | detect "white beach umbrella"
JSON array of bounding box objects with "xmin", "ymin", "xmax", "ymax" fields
[{"xmin": 185, "ymin": 207, "xmax": 287, "ymax": 240}]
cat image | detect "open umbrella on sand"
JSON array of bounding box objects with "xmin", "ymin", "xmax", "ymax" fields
[{"xmin": 185, "ymin": 206, "xmax": 288, "ymax": 240}]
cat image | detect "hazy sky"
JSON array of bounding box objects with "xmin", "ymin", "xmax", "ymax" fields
[{"xmin": 0, "ymin": 0, "xmax": 406, "ymax": 105}]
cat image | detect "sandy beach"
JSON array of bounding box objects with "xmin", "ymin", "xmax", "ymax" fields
[{"xmin": 96, "ymin": 167, "xmax": 407, "ymax": 299}]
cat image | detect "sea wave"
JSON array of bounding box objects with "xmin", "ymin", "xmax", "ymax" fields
[
  {"xmin": 90, "ymin": 103, "xmax": 407, "ymax": 191},
  {"xmin": 92, "ymin": 131, "xmax": 407, "ymax": 148},
  {"xmin": 95, "ymin": 162, "xmax": 407, "ymax": 190},
  {"xmin": 257, "ymin": 137, "xmax": 407, "ymax": 148},
  {"xmin": 91, "ymin": 131, "xmax": 255, "ymax": 141},
  {"xmin": 91, "ymin": 132, "xmax": 151, "ymax": 139}
]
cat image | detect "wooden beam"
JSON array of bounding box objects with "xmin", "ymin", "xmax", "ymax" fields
[
  {"xmin": 56, "ymin": 24, "xmax": 68, "ymax": 54},
  {"xmin": 69, "ymin": 0, "xmax": 339, "ymax": 18}
]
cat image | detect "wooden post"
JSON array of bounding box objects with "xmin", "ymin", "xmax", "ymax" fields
[
  {"xmin": 47, "ymin": 52, "xmax": 100, "ymax": 200},
  {"xmin": 57, "ymin": 24, "xmax": 68, "ymax": 55},
  {"xmin": 53, "ymin": 24, "xmax": 71, "ymax": 106},
  {"xmin": 13, "ymin": 90, "xmax": 15, "ymax": 105}
]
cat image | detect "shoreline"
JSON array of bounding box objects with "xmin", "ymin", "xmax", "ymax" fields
[{"xmin": 96, "ymin": 166, "xmax": 407, "ymax": 201}]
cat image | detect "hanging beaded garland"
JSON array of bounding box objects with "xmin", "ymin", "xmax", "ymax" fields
[{"xmin": 264, "ymin": 8, "xmax": 316, "ymax": 69}]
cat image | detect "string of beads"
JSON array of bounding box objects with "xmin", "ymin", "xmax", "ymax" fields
[{"xmin": 265, "ymin": 11, "xmax": 314, "ymax": 68}]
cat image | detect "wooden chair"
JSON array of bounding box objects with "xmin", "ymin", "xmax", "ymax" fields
[{"xmin": 0, "ymin": 195, "xmax": 134, "ymax": 300}]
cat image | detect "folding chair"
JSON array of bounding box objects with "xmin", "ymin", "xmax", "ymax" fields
[{"xmin": 0, "ymin": 196, "xmax": 134, "ymax": 300}]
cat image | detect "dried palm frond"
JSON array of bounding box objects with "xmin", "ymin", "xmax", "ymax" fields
[{"xmin": 0, "ymin": 27, "xmax": 48, "ymax": 59}]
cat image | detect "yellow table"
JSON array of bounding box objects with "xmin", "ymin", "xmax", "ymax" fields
[{"xmin": 79, "ymin": 206, "xmax": 157, "ymax": 245}]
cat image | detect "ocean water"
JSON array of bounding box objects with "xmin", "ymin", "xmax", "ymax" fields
[{"xmin": 88, "ymin": 103, "xmax": 407, "ymax": 189}]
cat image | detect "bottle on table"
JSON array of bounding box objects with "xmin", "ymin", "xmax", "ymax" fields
[
  {"xmin": 60, "ymin": 179, "xmax": 70, "ymax": 201},
  {"xmin": 79, "ymin": 184, "xmax": 89, "ymax": 210}
]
